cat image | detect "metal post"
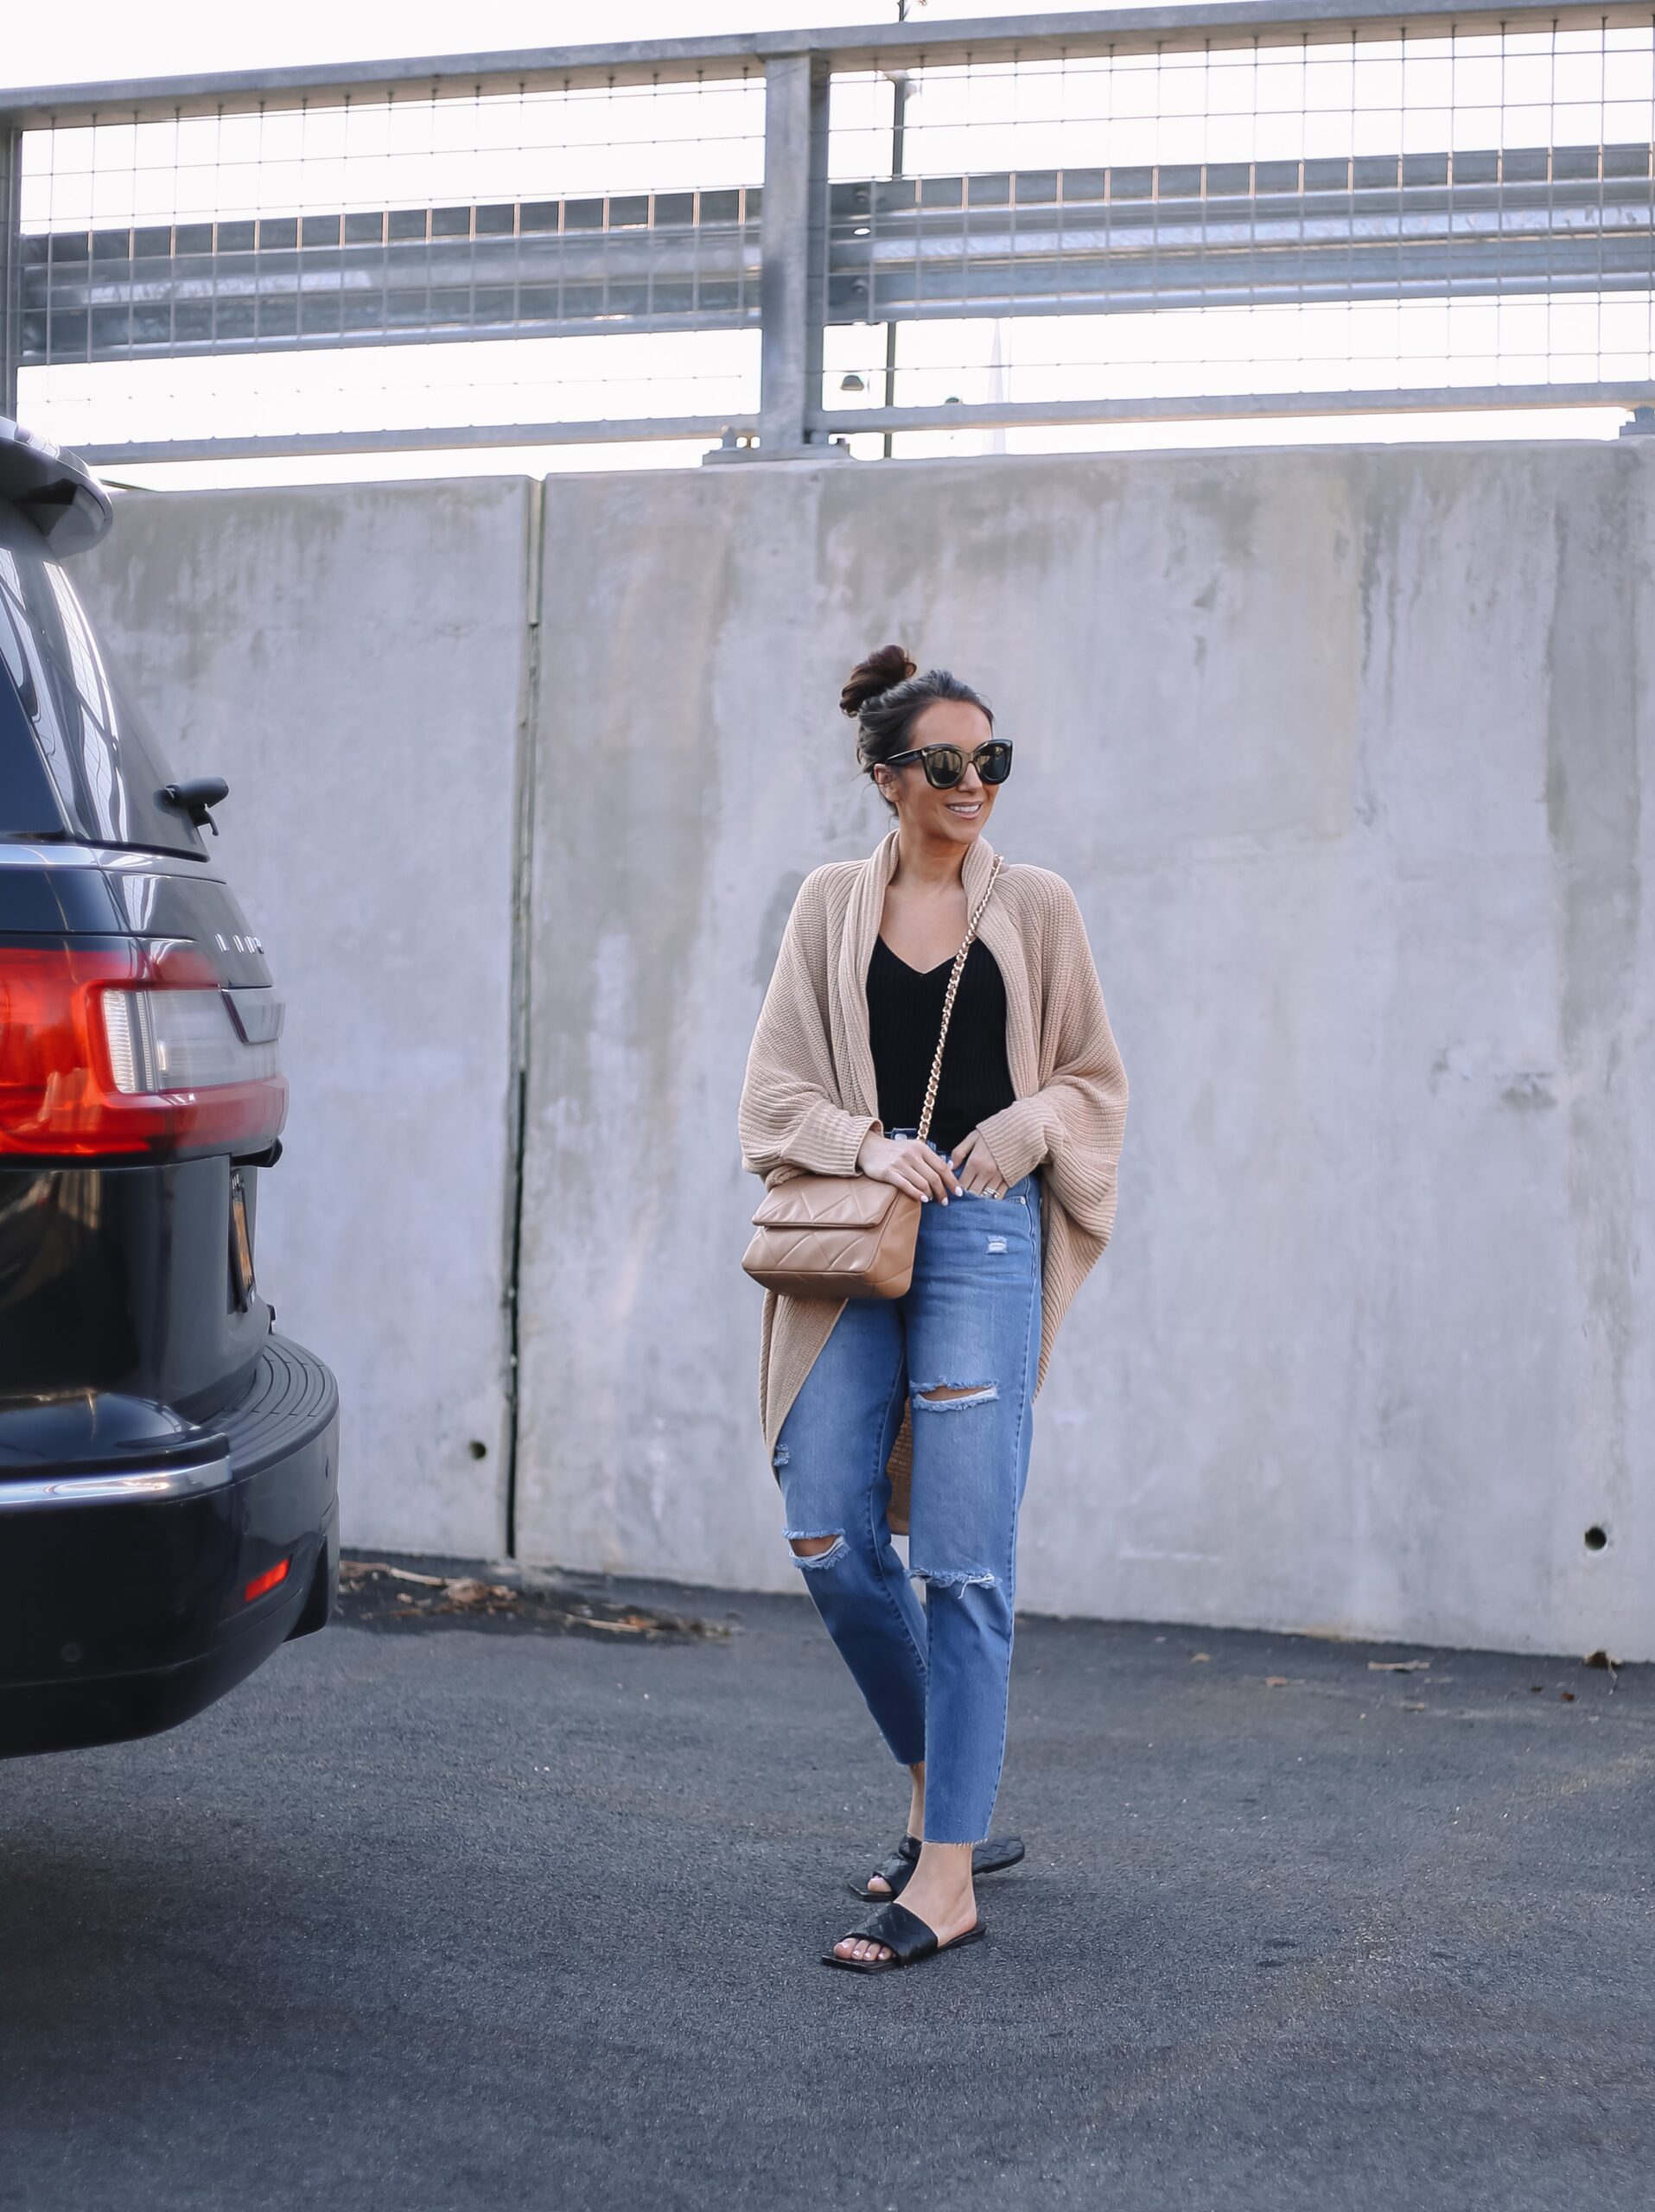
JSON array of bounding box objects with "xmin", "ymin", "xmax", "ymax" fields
[
  {"xmin": 0, "ymin": 128, "xmax": 22, "ymax": 423},
  {"xmin": 882, "ymin": 74, "xmax": 907, "ymax": 461},
  {"xmin": 881, "ymin": 0, "xmax": 915, "ymax": 460},
  {"xmin": 805, "ymin": 54, "xmax": 831, "ymax": 433},
  {"xmin": 756, "ymin": 52, "xmax": 837, "ymax": 457}
]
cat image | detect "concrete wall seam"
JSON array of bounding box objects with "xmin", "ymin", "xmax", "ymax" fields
[{"xmin": 501, "ymin": 477, "xmax": 548, "ymax": 1557}]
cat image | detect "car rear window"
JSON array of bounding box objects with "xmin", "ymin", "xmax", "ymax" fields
[
  {"xmin": 0, "ymin": 518, "xmax": 206, "ymax": 861},
  {"xmin": 0, "ymin": 652, "xmax": 67, "ymax": 837}
]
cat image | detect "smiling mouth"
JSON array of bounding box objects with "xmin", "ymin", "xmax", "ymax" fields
[{"xmin": 945, "ymin": 799, "xmax": 983, "ymax": 815}]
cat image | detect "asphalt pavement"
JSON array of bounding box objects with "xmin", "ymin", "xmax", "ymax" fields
[{"xmin": 2, "ymin": 1561, "xmax": 1652, "ymax": 2212}]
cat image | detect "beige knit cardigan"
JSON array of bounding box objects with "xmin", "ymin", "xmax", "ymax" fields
[{"xmin": 738, "ymin": 828, "xmax": 1128, "ymax": 1523}]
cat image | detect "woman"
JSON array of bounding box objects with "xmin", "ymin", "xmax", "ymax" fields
[{"xmin": 738, "ymin": 645, "xmax": 1128, "ymax": 1974}]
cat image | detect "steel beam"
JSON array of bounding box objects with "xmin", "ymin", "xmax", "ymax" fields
[
  {"xmin": 829, "ymin": 152, "xmax": 1655, "ymax": 324},
  {"xmin": 20, "ymin": 147, "xmax": 1650, "ymax": 367},
  {"xmin": 0, "ymin": 3, "xmax": 1648, "ymax": 126},
  {"xmin": 74, "ymin": 414, "xmax": 753, "ymax": 467},
  {"xmin": 66, "ymin": 382, "xmax": 1652, "ymax": 472},
  {"xmin": 21, "ymin": 190, "xmax": 763, "ymax": 363},
  {"xmin": 757, "ymin": 54, "xmax": 833, "ymax": 455},
  {"xmin": 809, "ymin": 382, "xmax": 1655, "ymax": 434},
  {"xmin": 0, "ymin": 128, "xmax": 19, "ymax": 418}
]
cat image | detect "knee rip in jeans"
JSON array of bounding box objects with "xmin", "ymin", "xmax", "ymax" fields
[
  {"xmin": 786, "ymin": 1531, "xmax": 847, "ymax": 1570},
  {"xmin": 913, "ymin": 1380, "xmax": 998, "ymax": 1414},
  {"xmin": 910, "ymin": 1562, "xmax": 997, "ymax": 1590}
]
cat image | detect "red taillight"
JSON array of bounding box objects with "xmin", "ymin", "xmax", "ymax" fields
[
  {"xmin": 244, "ymin": 1557, "xmax": 291, "ymax": 1604},
  {"xmin": 0, "ymin": 943, "xmax": 288, "ymax": 1160}
]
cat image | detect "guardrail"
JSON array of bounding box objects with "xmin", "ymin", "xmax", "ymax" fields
[{"xmin": 0, "ymin": 0, "xmax": 1650, "ymax": 464}]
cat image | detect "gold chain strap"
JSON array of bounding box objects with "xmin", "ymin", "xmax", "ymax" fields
[{"xmin": 916, "ymin": 854, "xmax": 1003, "ymax": 1147}]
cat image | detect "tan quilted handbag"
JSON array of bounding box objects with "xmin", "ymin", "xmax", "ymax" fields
[{"xmin": 742, "ymin": 855, "xmax": 1003, "ymax": 1300}]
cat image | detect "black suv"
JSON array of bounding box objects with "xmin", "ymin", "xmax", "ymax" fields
[{"xmin": 0, "ymin": 420, "xmax": 338, "ymax": 1758}]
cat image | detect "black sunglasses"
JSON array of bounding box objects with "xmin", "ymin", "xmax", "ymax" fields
[{"xmin": 883, "ymin": 740, "xmax": 1014, "ymax": 791}]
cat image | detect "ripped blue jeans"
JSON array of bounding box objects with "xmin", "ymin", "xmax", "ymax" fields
[{"xmin": 774, "ymin": 1141, "xmax": 1042, "ymax": 1845}]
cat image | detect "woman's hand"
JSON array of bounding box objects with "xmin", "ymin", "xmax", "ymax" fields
[
  {"xmin": 856, "ymin": 1129, "xmax": 964, "ymax": 1203},
  {"xmin": 949, "ymin": 1128, "xmax": 1008, "ymax": 1198}
]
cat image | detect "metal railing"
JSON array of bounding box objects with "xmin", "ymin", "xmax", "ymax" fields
[{"xmin": 0, "ymin": 0, "xmax": 1651, "ymax": 466}]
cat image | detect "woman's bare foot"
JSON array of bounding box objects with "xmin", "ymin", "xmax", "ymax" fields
[
  {"xmin": 865, "ymin": 1762, "xmax": 926, "ymax": 1897},
  {"xmin": 834, "ymin": 1840, "xmax": 977, "ymax": 1964}
]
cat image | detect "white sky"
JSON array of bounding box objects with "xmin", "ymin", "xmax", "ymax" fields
[
  {"xmin": 6, "ymin": 0, "xmax": 1646, "ymax": 481},
  {"xmin": 3, "ymin": 0, "xmax": 1126, "ymax": 87}
]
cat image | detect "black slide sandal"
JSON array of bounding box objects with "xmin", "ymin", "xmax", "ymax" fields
[
  {"xmin": 850, "ymin": 1833, "xmax": 1026, "ymax": 1903},
  {"xmin": 823, "ymin": 1899, "xmax": 988, "ymax": 1974}
]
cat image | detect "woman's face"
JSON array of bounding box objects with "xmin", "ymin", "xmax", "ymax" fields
[{"xmin": 873, "ymin": 698, "xmax": 998, "ymax": 850}]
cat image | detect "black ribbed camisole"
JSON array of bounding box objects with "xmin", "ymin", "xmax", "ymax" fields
[{"xmin": 865, "ymin": 935, "xmax": 1015, "ymax": 1159}]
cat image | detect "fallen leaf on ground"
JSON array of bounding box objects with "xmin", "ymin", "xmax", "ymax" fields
[
  {"xmin": 1190, "ymin": 1652, "xmax": 1211, "ymax": 1663},
  {"xmin": 334, "ymin": 1557, "xmax": 728, "ymax": 1641},
  {"xmin": 339, "ymin": 1560, "xmax": 448, "ymax": 1590},
  {"xmin": 1368, "ymin": 1659, "xmax": 1431, "ymax": 1672},
  {"xmin": 1559, "ymin": 1691, "xmax": 1576, "ymax": 1702},
  {"xmin": 1264, "ymin": 1675, "xmax": 1299, "ymax": 1688}
]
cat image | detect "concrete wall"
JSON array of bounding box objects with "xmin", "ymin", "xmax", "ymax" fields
[
  {"xmin": 79, "ymin": 480, "xmax": 532, "ymax": 1559},
  {"xmin": 514, "ymin": 442, "xmax": 1655, "ymax": 1661},
  {"xmin": 78, "ymin": 444, "xmax": 1655, "ymax": 1658}
]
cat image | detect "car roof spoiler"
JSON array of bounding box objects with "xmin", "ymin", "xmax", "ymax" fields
[{"xmin": 0, "ymin": 418, "xmax": 113, "ymax": 556}]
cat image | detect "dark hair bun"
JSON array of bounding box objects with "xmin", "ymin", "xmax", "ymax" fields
[{"xmin": 840, "ymin": 644, "xmax": 917, "ymax": 719}]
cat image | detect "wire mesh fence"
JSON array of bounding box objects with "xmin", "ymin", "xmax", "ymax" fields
[
  {"xmin": 821, "ymin": 17, "xmax": 1655, "ymax": 453},
  {"xmin": 13, "ymin": 72, "xmax": 767, "ymax": 462},
  {"xmin": 0, "ymin": 5, "xmax": 1650, "ymax": 476}
]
